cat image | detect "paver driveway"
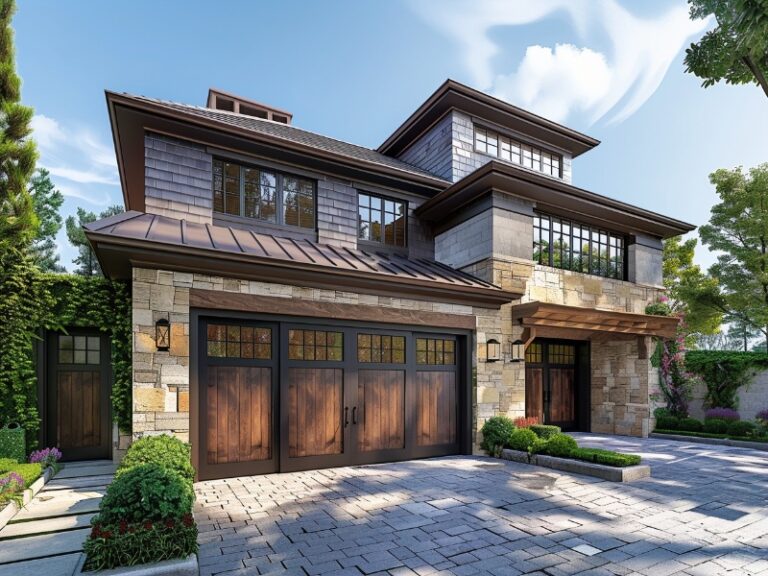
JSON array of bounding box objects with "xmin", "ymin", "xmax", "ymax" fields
[{"xmin": 194, "ymin": 434, "xmax": 768, "ymax": 576}]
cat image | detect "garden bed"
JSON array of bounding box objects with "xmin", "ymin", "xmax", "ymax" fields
[
  {"xmin": 651, "ymin": 431, "xmax": 768, "ymax": 451},
  {"xmin": 0, "ymin": 465, "xmax": 57, "ymax": 531},
  {"xmin": 75, "ymin": 553, "xmax": 198, "ymax": 576},
  {"xmin": 500, "ymin": 449, "xmax": 651, "ymax": 482}
]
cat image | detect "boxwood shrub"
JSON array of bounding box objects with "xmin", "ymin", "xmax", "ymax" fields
[
  {"xmin": 529, "ymin": 424, "xmax": 561, "ymax": 439},
  {"xmin": 677, "ymin": 417, "xmax": 703, "ymax": 432},
  {"xmin": 655, "ymin": 415, "xmax": 679, "ymax": 430},
  {"xmin": 507, "ymin": 428, "xmax": 538, "ymax": 452},
  {"xmin": 703, "ymin": 418, "xmax": 729, "ymax": 434},
  {"xmin": 117, "ymin": 435, "xmax": 194, "ymax": 482},
  {"xmin": 0, "ymin": 460, "xmax": 42, "ymax": 487},
  {"xmin": 480, "ymin": 416, "xmax": 516, "ymax": 455},
  {"xmin": 570, "ymin": 448, "xmax": 641, "ymax": 467},
  {"xmin": 532, "ymin": 433, "xmax": 577, "ymax": 457},
  {"xmin": 726, "ymin": 421, "xmax": 756, "ymax": 438}
]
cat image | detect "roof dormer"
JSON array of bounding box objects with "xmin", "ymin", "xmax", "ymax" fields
[{"xmin": 207, "ymin": 88, "xmax": 292, "ymax": 124}]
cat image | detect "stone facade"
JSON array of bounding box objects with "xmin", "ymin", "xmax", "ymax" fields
[
  {"xmin": 131, "ymin": 267, "xmax": 510, "ymax": 451},
  {"xmin": 688, "ymin": 368, "xmax": 768, "ymax": 422}
]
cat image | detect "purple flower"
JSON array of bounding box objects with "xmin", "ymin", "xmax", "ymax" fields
[
  {"xmin": 29, "ymin": 447, "xmax": 63, "ymax": 467},
  {"xmin": 705, "ymin": 407, "xmax": 740, "ymax": 422},
  {"xmin": 0, "ymin": 472, "xmax": 24, "ymax": 493},
  {"xmin": 756, "ymin": 409, "xmax": 768, "ymax": 421}
]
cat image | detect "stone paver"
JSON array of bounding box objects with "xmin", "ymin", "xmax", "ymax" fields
[{"xmin": 194, "ymin": 434, "xmax": 768, "ymax": 576}]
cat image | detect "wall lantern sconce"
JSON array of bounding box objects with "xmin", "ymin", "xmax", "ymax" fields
[
  {"xmin": 486, "ymin": 338, "xmax": 501, "ymax": 362},
  {"xmin": 155, "ymin": 317, "xmax": 171, "ymax": 352},
  {"xmin": 509, "ymin": 339, "xmax": 525, "ymax": 363}
]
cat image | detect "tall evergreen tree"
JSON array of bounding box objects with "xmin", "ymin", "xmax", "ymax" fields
[
  {"xmin": 29, "ymin": 168, "xmax": 64, "ymax": 272},
  {"xmin": 0, "ymin": 0, "xmax": 37, "ymax": 252},
  {"xmin": 66, "ymin": 205, "xmax": 123, "ymax": 276}
]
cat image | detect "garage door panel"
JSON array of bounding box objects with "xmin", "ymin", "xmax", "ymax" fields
[
  {"xmin": 207, "ymin": 365, "xmax": 272, "ymax": 465},
  {"xmin": 358, "ymin": 370, "xmax": 405, "ymax": 452},
  {"xmin": 416, "ymin": 371, "xmax": 457, "ymax": 446},
  {"xmin": 288, "ymin": 368, "xmax": 343, "ymax": 458}
]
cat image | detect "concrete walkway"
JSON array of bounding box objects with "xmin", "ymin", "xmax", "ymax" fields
[
  {"xmin": 194, "ymin": 434, "xmax": 768, "ymax": 576},
  {"xmin": 0, "ymin": 460, "xmax": 115, "ymax": 576}
]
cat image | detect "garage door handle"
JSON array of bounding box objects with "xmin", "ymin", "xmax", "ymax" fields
[
  {"xmin": 352, "ymin": 406, "xmax": 358, "ymax": 425},
  {"xmin": 344, "ymin": 406, "xmax": 349, "ymax": 428}
]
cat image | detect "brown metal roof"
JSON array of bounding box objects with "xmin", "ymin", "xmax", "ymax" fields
[{"xmin": 86, "ymin": 211, "xmax": 517, "ymax": 307}]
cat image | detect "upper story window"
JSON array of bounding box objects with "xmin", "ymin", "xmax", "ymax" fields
[
  {"xmin": 474, "ymin": 126, "xmax": 561, "ymax": 178},
  {"xmin": 533, "ymin": 213, "xmax": 625, "ymax": 280},
  {"xmin": 212, "ymin": 159, "xmax": 315, "ymax": 229},
  {"xmin": 358, "ymin": 192, "xmax": 406, "ymax": 247}
]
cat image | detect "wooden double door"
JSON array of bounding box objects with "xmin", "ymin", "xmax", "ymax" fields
[
  {"xmin": 198, "ymin": 318, "xmax": 464, "ymax": 480},
  {"xmin": 524, "ymin": 340, "xmax": 589, "ymax": 431}
]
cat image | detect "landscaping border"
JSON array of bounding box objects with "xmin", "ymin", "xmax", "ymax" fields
[
  {"xmin": 0, "ymin": 466, "xmax": 56, "ymax": 531},
  {"xmin": 75, "ymin": 553, "xmax": 198, "ymax": 576},
  {"xmin": 650, "ymin": 432, "xmax": 768, "ymax": 452},
  {"xmin": 500, "ymin": 449, "xmax": 651, "ymax": 482}
]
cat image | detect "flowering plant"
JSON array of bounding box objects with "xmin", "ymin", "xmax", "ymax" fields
[
  {"xmin": 513, "ymin": 416, "xmax": 539, "ymax": 428},
  {"xmin": 0, "ymin": 472, "xmax": 23, "ymax": 494},
  {"xmin": 29, "ymin": 447, "xmax": 62, "ymax": 469},
  {"xmin": 653, "ymin": 314, "xmax": 698, "ymax": 418},
  {"xmin": 704, "ymin": 407, "xmax": 740, "ymax": 422}
]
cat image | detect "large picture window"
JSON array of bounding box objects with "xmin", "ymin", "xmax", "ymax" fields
[
  {"xmin": 358, "ymin": 192, "xmax": 406, "ymax": 247},
  {"xmin": 474, "ymin": 126, "xmax": 561, "ymax": 178},
  {"xmin": 213, "ymin": 159, "xmax": 315, "ymax": 229},
  {"xmin": 533, "ymin": 213, "xmax": 625, "ymax": 280}
]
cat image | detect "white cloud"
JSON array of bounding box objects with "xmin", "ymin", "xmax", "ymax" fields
[
  {"xmin": 410, "ymin": 0, "xmax": 712, "ymax": 125},
  {"xmin": 30, "ymin": 114, "xmax": 65, "ymax": 148}
]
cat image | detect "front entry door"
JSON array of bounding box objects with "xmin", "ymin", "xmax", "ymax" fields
[
  {"xmin": 525, "ymin": 340, "xmax": 578, "ymax": 430},
  {"xmin": 47, "ymin": 330, "xmax": 111, "ymax": 461}
]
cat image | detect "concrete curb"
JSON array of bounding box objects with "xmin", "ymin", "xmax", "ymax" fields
[
  {"xmin": 650, "ymin": 432, "xmax": 768, "ymax": 452},
  {"xmin": 500, "ymin": 449, "xmax": 651, "ymax": 482},
  {"xmin": 0, "ymin": 466, "xmax": 56, "ymax": 531},
  {"xmin": 75, "ymin": 553, "xmax": 198, "ymax": 575}
]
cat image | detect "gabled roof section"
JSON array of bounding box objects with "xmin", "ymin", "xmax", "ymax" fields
[
  {"xmin": 379, "ymin": 79, "xmax": 601, "ymax": 158},
  {"xmin": 416, "ymin": 161, "xmax": 695, "ymax": 239},
  {"xmin": 85, "ymin": 211, "xmax": 518, "ymax": 308}
]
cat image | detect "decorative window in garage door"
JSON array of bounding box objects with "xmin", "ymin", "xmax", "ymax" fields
[
  {"xmin": 416, "ymin": 338, "xmax": 455, "ymax": 365},
  {"xmin": 207, "ymin": 324, "xmax": 272, "ymax": 359},
  {"xmin": 357, "ymin": 334, "xmax": 406, "ymax": 363},
  {"xmin": 288, "ymin": 329, "xmax": 343, "ymax": 361}
]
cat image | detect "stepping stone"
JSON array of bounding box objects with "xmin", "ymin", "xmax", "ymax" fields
[
  {"xmin": 44, "ymin": 475, "xmax": 114, "ymax": 492},
  {"xmin": 0, "ymin": 513, "xmax": 95, "ymax": 540},
  {"xmin": 12, "ymin": 490, "xmax": 104, "ymax": 521},
  {"xmin": 55, "ymin": 463, "xmax": 117, "ymax": 479},
  {"xmin": 0, "ymin": 552, "xmax": 83, "ymax": 576},
  {"xmin": 0, "ymin": 528, "xmax": 89, "ymax": 564}
]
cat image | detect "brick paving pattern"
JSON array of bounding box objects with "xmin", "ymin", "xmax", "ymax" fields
[{"xmin": 194, "ymin": 434, "xmax": 768, "ymax": 576}]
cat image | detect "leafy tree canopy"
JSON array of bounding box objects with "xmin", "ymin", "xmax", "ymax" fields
[
  {"xmin": 29, "ymin": 168, "xmax": 64, "ymax": 272},
  {"xmin": 685, "ymin": 0, "xmax": 768, "ymax": 98},
  {"xmin": 65, "ymin": 205, "xmax": 123, "ymax": 276}
]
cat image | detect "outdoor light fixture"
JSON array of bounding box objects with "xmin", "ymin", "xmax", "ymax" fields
[
  {"xmin": 509, "ymin": 339, "xmax": 525, "ymax": 363},
  {"xmin": 486, "ymin": 338, "xmax": 501, "ymax": 362},
  {"xmin": 155, "ymin": 317, "xmax": 171, "ymax": 351}
]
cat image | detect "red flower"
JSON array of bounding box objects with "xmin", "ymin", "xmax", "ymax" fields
[
  {"xmin": 119, "ymin": 520, "xmax": 128, "ymax": 534},
  {"xmin": 165, "ymin": 518, "xmax": 175, "ymax": 529},
  {"xmin": 91, "ymin": 526, "xmax": 102, "ymax": 538},
  {"xmin": 102, "ymin": 530, "xmax": 112, "ymax": 540},
  {"xmin": 143, "ymin": 521, "xmax": 153, "ymax": 531},
  {"xmin": 182, "ymin": 514, "xmax": 194, "ymax": 527}
]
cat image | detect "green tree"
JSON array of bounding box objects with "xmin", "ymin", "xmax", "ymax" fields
[
  {"xmin": 0, "ymin": 0, "xmax": 37, "ymax": 251},
  {"xmin": 65, "ymin": 205, "xmax": 123, "ymax": 276},
  {"xmin": 698, "ymin": 164, "xmax": 768, "ymax": 349},
  {"xmin": 685, "ymin": 0, "xmax": 768, "ymax": 98},
  {"xmin": 29, "ymin": 168, "xmax": 64, "ymax": 272},
  {"xmin": 661, "ymin": 235, "xmax": 722, "ymax": 334}
]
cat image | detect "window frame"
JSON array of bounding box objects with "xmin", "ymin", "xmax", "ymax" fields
[
  {"xmin": 212, "ymin": 158, "xmax": 316, "ymax": 230},
  {"xmin": 533, "ymin": 211, "xmax": 627, "ymax": 280},
  {"xmin": 357, "ymin": 191, "xmax": 408, "ymax": 248},
  {"xmin": 473, "ymin": 125, "xmax": 562, "ymax": 179}
]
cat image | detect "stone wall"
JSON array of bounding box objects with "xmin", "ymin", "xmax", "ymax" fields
[
  {"xmin": 688, "ymin": 369, "xmax": 768, "ymax": 422},
  {"xmin": 145, "ymin": 134, "xmax": 213, "ymax": 224},
  {"xmin": 131, "ymin": 267, "xmax": 514, "ymax": 451}
]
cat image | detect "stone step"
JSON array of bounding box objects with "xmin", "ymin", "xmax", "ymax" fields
[
  {"xmin": 44, "ymin": 474, "xmax": 114, "ymax": 492},
  {"xmin": 55, "ymin": 462, "xmax": 117, "ymax": 480},
  {"xmin": 11, "ymin": 489, "xmax": 105, "ymax": 522},
  {"xmin": 0, "ymin": 513, "xmax": 95, "ymax": 540},
  {"xmin": 0, "ymin": 552, "xmax": 83, "ymax": 576},
  {"xmin": 0, "ymin": 528, "xmax": 89, "ymax": 564}
]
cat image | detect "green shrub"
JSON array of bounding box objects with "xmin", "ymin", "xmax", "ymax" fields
[
  {"xmin": 118, "ymin": 435, "xmax": 194, "ymax": 482},
  {"xmin": 532, "ymin": 433, "xmax": 577, "ymax": 457},
  {"xmin": 0, "ymin": 462, "xmax": 41, "ymax": 487},
  {"xmin": 570, "ymin": 448, "xmax": 641, "ymax": 467},
  {"xmin": 529, "ymin": 424, "xmax": 561, "ymax": 439},
  {"xmin": 703, "ymin": 418, "xmax": 729, "ymax": 434},
  {"xmin": 677, "ymin": 417, "xmax": 703, "ymax": 432},
  {"xmin": 480, "ymin": 416, "xmax": 516, "ymax": 455},
  {"xmin": 507, "ymin": 428, "xmax": 538, "ymax": 452},
  {"xmin": 653, "ymin": 407, "xmax": 672, "ymax": 419},
  {"xmin": 0, "ymin": 425, "xmax": 26, "ymax": 462},
  {"xmin": 655, "ymin": 415, "xmax": 679, "ymax": 430},
  {"xmin": 0, "ymin": 458, "xmax": 19, "ymax": 471},
  {"xmin": 96, "ymin": 464, "xmax": 193, "ymax": 525},
  {"xmin": 727, "ymin": 420, "xmax": 756, "ymax": 438},
  {"xmin": 83, "ymin": 515, "xmax": 198, "ymax": 571}
]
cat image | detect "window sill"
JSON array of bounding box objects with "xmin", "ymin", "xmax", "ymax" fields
[{"xmin": 213, "ymin": 213, "xmax": 316, "ymax": 240}]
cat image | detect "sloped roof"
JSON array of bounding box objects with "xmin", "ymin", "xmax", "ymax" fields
[{"xmin": 85, "ymin": 211, "xmax": 517, "ymax": 307}]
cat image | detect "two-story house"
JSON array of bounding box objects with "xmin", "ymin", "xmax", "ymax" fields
[{"xmin": 83, "ymin": 80, "xmax": 690, "ymax": 480}]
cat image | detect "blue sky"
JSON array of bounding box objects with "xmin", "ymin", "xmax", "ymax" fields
[{"xmin": 15, "ymin": 0, "xmax": 768, "ymax": 270}]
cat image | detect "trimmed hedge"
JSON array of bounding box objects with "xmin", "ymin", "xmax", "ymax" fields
[
  {"xmin": 480, "ymin": 416, "xmax": 516, "ymax": 455},
  {"xmin": 678, "ymin": 418, "xmax": 703, "ymax": 432},
  {"xmin": 703, "ymin": 419, "xmax": 729, "ymax": 434},
  {"xmin": 653, "ymin": 429, "xmax": 768, "ymax": 442},
  {"xmin": 532, "ymin": 433, "xmax": 577, "ymax": 457},
  {"xmin": 0, "ymin": 460, "xmax": 41, "ymax": 487},
  {"xmin": 727, "ymin": 421, "xmax": 757, "ymax": 437},
  {"xmin": 570, "ymin": 448, "xmax": 641, "ymax": 467},
  {"xmin": 655, "ymin": 415, "xmax": 679, "ymax": 430},
  {"xmin": 529, "ymin": 424, "xmax": 561, "ymax": 439},
  {"xmin": 117, "ymin": 435, "xmax": 194, "ymax": 482},
  {"xmin": 507, "ymin": 428, "xmax": 538, "ymax": 452}
]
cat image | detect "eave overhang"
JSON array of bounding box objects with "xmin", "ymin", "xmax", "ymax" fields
[
  {"xmin": 378, "ymin": 79, "xmax": 600, "ymax": 158},
  {"xmin": 513, "ymin": 301, "xmax": 679, "ymax": 339},
  {"xmin": 85, "ymin": 212, "xmax": 519, "ymax": 309},
  {"xmin": 106, "ymin": 92, "xmax": 450, "ymax": 213},
  {"xmin": 415, "ymin": 161, "xmax": 696, "ymax": 239}
]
